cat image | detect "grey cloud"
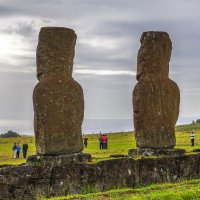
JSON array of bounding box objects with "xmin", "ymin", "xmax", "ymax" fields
[
  {"xmin": 0, "ymin": 5, "xmax": 22, "ymax": 17},
  {"xmin": 14, "ymin": 22, "xmax": 36, "ymax": 37},
  {"xmin": 0, "ymin": 54, "xmax": 36, "ymax": 74},
  {"xmin": 0, "ymin": 72, "xmax": 36, "ymax": 121},
  {"xmin": 0, "ymin": 0, "xmax": 200, "ymax": 133},
  {"xmin": 12, "ymin": 54, "xmax": 36, "ymax": 66},
  {"xmin": 1, "ymin": 21, "xmax": 37, "ymax": 38},
  {"xmin": 75, "ymin": 37, "xmax": 136, "ymax": 72},
  {"xmin": 74, "ymin": 72, "xmax": 136, "ymax": 108},
  {"xmin": 1, "ymin": 0, "xmax": 199, "ymax": 22},
  {"xmin": 75, "ymin": 53, "xmax": 135, "ymax": 71}
]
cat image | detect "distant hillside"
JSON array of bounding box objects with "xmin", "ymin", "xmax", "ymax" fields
[
  {"xmin": 0, "ymin": 130, "xmax": 21, "ymax": 138},
  {"xmin": 176, "ymin": 123, "xmax": 200, "ymax": 132}
]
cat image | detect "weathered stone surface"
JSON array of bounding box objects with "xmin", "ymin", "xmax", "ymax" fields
[
  {"xmin": 192, "ymin": 149, "xmax": 200, "ymax": 152},
  {"xmin": 33, "ymin": 27, "xmax": 84, "ymax": 155},
  {"xmin": 1, "ymin": 154, "xmax": 200, "ymax": 199},
  {"xmin": 26, "ymin": 153, "xmax": 92, "ymax": 166},
  {"xmin": 129, "ymin": 148, "xmax": 185, "ymax": 156},
  {"xmin": 109, "ymin": 154, "xmax": 128, "ymax": 158},
  {"xmin": 133, "ymin": 31, "xmax": 180, "ymax": 148},
  {"xmin": 0, "ymin": 165, "xmax": 51, "ymax": 200}
]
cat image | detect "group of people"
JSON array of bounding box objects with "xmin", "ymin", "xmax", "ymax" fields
[
  {"xmin": 12, "ymin": 142, "xmax": 28, "ymax": 159},
  {"xmin": 11, "ymin": 130, "xmax": 197, "ymax": 160},
  {"xmin": 83, "ymin": 129, "xmax": 196, "ymax": 150},
  {"xmin": 99, "ymin": 134, "xmax": 108, "ymax": 149},
  {"xmin": 83, "ymin": 133, "xmax": 108, "ymax": 150}
]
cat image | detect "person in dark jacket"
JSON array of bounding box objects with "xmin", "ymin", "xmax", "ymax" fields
[
  {"xmin": 83, "ymin": 138, "xmax": 88, "ymax": 148},
  {"xmin": 22, "ymin": 142, "xmax": 28, "ymax": 158},
  {"xmin": 190, "ymin": 130, "xmax": 195, "ymax": 146},
  {"xmin": 99, "ymin": 134, "xmax": 103, "ymax": 149}
]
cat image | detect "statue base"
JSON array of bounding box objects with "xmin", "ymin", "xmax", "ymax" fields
[
  {"xmin": 26, "ymin": 153, "xmax": 92, "ymax": 166},
  {"xmin": 128, "ymin": 148, "xmax": 185, "ymax": 157}
]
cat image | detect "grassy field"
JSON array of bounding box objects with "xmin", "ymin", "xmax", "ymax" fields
[
  {"xmin": 1, "ymin": 128, "xmax": 200, "ymax": 199},
  {"xmin": 0, "ymin": 136, "xmax": 35, "ymax": 166},
  {"xmin": 0, "ymin": 129, "xmax": 200, "ymax": 166},
  {"xmin": 46, "ymin": 179, "xmax": 200, "ymax": 200},
  {"xmin": 176, "ymin": 123, "xmax": 200, "ymax": 132}
]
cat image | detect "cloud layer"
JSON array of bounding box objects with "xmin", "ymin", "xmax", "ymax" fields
[{"xmin": 0, "ymin": 0, "xmax": 200, "ymax": 133}]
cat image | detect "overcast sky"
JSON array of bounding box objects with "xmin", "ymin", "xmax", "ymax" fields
[{"xmin": 0, "ymin": 0, "xmax": 200, "ymax": 134}]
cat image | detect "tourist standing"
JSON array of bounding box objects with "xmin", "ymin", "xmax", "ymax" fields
[
  {"xmin": 190, "ymin": 130, "xmax": 195, "ymax": 146},
  {"xmin": 105, "ymin": 134, "xmax": 108, "ymax": 149},
  {"xmin": 16, "ymin": 144, "xmax": 21, "ymax": 158},
  {"xmin": 12, "ymin": 143, "xmax": 17, "ymax": 159},
  {"xmin": 83, "ymin": 137, "xmax": 88, "ymax": 148},
  {"xmin": 99, "ymin": 133, "xmax": 103, "ymax": 149},
  {"xmin": 22, "ymin": 142, "xmax": 28, "ymax": 158},
  {"xmin": 102, "ymin": 135, "xmax": 107, "ymax": 149}
]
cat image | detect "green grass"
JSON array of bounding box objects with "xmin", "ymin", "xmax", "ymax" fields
[
  {"xmin": 0, "ymin": 136, "xmax": 35, "ymax": 166},
  {"xmin": 45, "ymin": 179, "xmax": 200, "ymax": 200},
  {"xmin": 176, "ymin": 123, "xmax": 200, "ymax": 132},
  {"xmin": 0, "ymin": 129, "xmax": 200, "ymax": 166},
  {"xmin": 83, "ymin": 132, "xmax": 135, "ymax": 162},
  {"xmin": 83, "ymin": 131, "xmax": 200, "ymax": 163},
  {"xmin": 1, "ymin": 128, "xmax": 200, "ymax": 199}
]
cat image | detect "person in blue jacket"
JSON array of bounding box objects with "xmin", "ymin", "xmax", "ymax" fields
[
  {"xmin": 12, "ymin": 143, "xmax": 17, "ymax": 159},
  {"xmin": 16, "ymin": 144, "xmax": 21, "ymax": 159}
]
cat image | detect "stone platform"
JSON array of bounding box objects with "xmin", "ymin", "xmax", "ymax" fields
[
  {"xmin": 26, "ymin": 153, "xmax": 92, "ymax": 166},
  {"xmin": 0, "ymin": 154, "xmax": 200, "ymax": 200},
  {"xmin": 128, "ymin": 148, "xmax": 186, "ymax": 157}
]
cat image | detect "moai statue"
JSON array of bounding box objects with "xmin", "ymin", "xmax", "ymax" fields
[
  {"xmin": 33, "ymin": 27, "xmax": 84, "ymax": 155},
  {"xmin": 133, "ymin": 31, "xmax": 180, "ymax": 149}
]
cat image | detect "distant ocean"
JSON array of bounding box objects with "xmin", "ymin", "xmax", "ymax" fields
[
  {"xmin": 0, "ymin": 117, "xmax": 196, "ymax": 135},
  {"xmin": 82, "ymin": 119, "xmax": 133, "ymax": 134}
]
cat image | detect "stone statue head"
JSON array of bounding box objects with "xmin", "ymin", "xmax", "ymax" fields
[
  {"xmin": 36, "ymin": 27, "xmax": 77, "ymax": 80},
  {"xmin": 136, "ymin": 31, "xmax": 172, "ymax": 81}
]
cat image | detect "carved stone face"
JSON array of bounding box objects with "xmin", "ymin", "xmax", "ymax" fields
[
  {"xmin": 36, "ymin": 27, "xmax": 77, "ymax": 80},
  {"xmin": 136, "ymin": 32, "xmax": 172, "ymax": 81}
]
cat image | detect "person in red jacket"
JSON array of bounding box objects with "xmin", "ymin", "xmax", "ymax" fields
[
  {"xmin": 102, "ymin": 135, "xmax": 108, "ymax": 149},
  {"xmin": 105, "ymin": 135, "xmax": 108, "ymax": 149}
]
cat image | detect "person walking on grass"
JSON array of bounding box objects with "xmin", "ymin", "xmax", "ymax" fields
[
  {"xmin": 22, "ymin": 142, "xmax": 28, "ymax": 158},
  {"xmin": 12, "ymin": 143, "xmax": 17, "ymax": 159},
  {"xmin": 16, "ymin": 144, "xmax": 21, "ymax": 158},
  {"xmin": 190, "ymin": 130, "xmax": 195, "ymax": 146}
]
